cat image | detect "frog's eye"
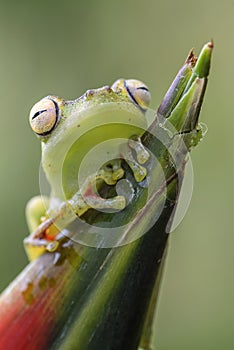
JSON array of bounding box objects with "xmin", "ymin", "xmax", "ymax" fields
[
  {"xmin": 112, "ymin": 79, "xmax": 151, "ymax": 111},
  {"xmin": 29, "ymin": 97, "xmax": 62, "ymax": 136},
  {"xmin": 124, "ymin": 79, "xmax": 151, "ymax": 110}
]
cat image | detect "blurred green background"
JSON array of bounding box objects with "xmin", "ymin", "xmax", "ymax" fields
[{"xmin": 0, "ymin": 0, "xmax": 233, "ymax": 349}]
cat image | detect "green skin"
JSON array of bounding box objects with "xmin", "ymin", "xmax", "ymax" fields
[{"xmin": 24, "ymin": 79, "xmax": 151, "ymax": 261}]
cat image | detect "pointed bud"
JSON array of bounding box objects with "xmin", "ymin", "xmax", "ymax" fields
[{"xmin": 157, "ymin": 49, "xmax": 197, "ymax": 118}]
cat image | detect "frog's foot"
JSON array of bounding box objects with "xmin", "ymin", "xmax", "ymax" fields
[
  {"xmin": 120, "ymin": 136, "xmax": 150, "ymax": 182},
  {"xmin": 69, "ymin": 173, "xmax": 126, "ymax": 216},
  {"xmin": 24, "ymin": 236, "xmax": 60, "ymax": 261},
  {"xmin": 99, "ymin": 159, "xmax": 124, "ymax": 185},
  {"xmin": 24, "ymin": 233, "xmax": 60, "ymax": 261},
  {"xmin": 24, "ymin": 213, "xmax": 62, "ymax": 261},
  {"xmin": 24, "ymin": 236, "xmax": 49, "ymax": 261}
]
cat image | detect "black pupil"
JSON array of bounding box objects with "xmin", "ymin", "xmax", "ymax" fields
[
  {"xmin": 137, "ymin": 86, "xmax": 149, "ymax": 91},
  {"xmin": 32, "ymin": 109, "xmax": 47, "ymax": 120}
]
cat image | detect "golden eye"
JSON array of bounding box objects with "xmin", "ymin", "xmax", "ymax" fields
[
  {"xmin": 29, "ymin": 96, "xmax": 62, "ymax": 136},
  {"xmin": 112, "ymin": 78, "xmax": 151, "ymax": 110},
  {"xmin": 124, "ymin": 79, "xmax": 151, "ymax": 110}
]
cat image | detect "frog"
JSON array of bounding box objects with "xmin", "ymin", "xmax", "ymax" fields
[{"xmin": 24, "ymin": 78, "xmax": 151, "ymax": 261}]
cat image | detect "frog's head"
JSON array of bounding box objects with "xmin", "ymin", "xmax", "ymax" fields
[
  {"xmin": 29, "ymin": 79, "xmax": 151, "ymax": 142},
  {"xmin": 29, "ymin": 79, "xmax": 151, "ymax": 198}
]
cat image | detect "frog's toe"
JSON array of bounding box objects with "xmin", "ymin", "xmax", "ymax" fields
[
  {"xmin": 101, "ymin": 160, "xmax": 124, "ymax": 185},
  {"xmin": 131, "ymin": 163, "xmax": 147, "ymax": 182},
  {"xmin": 112, "ymin": 167, "xmax": 125, "ymax": 182},
  {"xmin": 136, "ymin": 148, "xmax": 150, "ymax": 165},
  {"xmin": 128, "ymin": 137, "xmax": 150, "ymax": 165},
  {"xmin": 112, "ymin": 195, "xmax": 126, "ymax": 210},
  {"xmin": 46, "ymin": 240, "xmax": 60, "ymax": 253},
  {"xmin": 82, "ymin": 193, "xmax": 126, "ymax": 212}
]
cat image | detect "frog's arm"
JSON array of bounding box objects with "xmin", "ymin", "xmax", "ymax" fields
[{"xmin": 24, "ymin": 160, "xmax": 142, "ymax": 261}]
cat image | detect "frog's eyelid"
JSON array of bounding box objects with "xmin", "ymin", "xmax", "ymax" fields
[{"xmin": 32, "ymin": 109, "xmax": 47, "ymax": 120}]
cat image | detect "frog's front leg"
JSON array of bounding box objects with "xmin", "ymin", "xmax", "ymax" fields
[
  {"xmin": 24, "ymin": 140, "xmax": 150, "ymax": 261},
  {"xmin": 70, "ymin": 136, "xmax": 150, "ymax": 215},
  {"xmin": 24, "ymin": 166, "xmax": 126, "ymax": 261},
  {"xmin": 69, "ymin": 166, "xmax": 126, "ymax": 215}
]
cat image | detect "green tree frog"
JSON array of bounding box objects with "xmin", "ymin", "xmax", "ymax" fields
[{"xmin": 24, "ymin": 79, "xmax": 151, "ymax": 261}]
